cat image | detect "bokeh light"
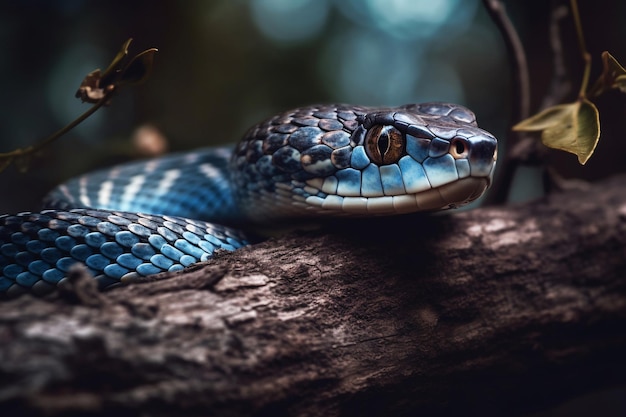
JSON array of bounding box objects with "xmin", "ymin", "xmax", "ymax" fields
[
  {"xmin": 336, "ymin": 0, "xmax": 478, "ymax": 40},
  {"xmin": 250, "ymin": 0, "xmax": 330, "ymax": 43},
  {"xmin": 251, "ymin": 0, "xmax": 481, "ymax": 107},
  {"xmin": 2, "ymin": 0, "xmax": 624, "ymax": 217}
]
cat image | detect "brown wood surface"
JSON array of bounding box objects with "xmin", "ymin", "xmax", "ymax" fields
[{"xmin": 1, "ymin": 175, "xmax": 625, "ymax": 416}]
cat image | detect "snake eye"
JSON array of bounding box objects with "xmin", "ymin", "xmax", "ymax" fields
[
  {"xmin": 365, "ymin": 125, "xmax": 405, "ymax": 165},
  {"xmin": 450, "ymin": 137, "xmax": 469, "ymax": 159}
]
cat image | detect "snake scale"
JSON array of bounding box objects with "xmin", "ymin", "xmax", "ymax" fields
[{"xmin": 0, "ymin": 102, "xmax": 497, "ymax": 297}]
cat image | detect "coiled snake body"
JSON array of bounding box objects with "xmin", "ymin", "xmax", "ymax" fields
[{"xmin": 0, "ymin": 102, "xmax": 497, "ymax": 297}]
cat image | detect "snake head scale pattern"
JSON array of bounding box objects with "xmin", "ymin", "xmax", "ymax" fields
[
  {"xmin": 0, "ymin": 102, "xmax": 497, "ymax": 296},
  {"xmin": 232, "ymin": 102, "xmax": 497, "ymax": 220}
]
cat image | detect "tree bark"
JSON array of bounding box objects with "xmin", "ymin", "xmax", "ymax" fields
[{"xmin": 1, "ymin": 175, "xmax": 625, "ymax": 417}]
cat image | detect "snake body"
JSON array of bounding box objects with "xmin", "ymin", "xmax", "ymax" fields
[{"xmin": 0, "ymin": 102, "xmax": 497, "ymax": 297}]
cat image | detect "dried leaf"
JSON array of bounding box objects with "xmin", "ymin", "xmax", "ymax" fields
[
  {"xmin": 512, "ymin": 104, "xmax": 575, "ymax": 132},
  {"xmin": 75, "ymin": 39, "xmax": 157, "ymax": 104},
  {"xmin": 75, "ymin": 39, "xmax": 133, "ymax": 103},
  {"xmin": 75, "ymin": 69, "xmax": 107, "ymax": 103},
  {"xmin": 589, "ymin": 51, "xmax": 626, "ymax": 96},
  {"xmin": 117, "ymin": 48, "xmax": 158, "ymax": 86},
  {"xmin": 613, "ymin": 74, "xmax": 626, "ymax": 94},
  {"xmin": 100, "ymin": 38, "xmax": 133, "ymax": 87},
  {"xmin": 515, "ymin": 100, "xmax": 599, "ymax": 165}
]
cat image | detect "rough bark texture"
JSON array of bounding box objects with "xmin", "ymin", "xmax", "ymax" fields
[{"xmin": 1, "ymin": 175, "xmax": 626, "ymax": 417}]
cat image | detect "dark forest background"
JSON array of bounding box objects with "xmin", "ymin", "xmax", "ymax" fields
[{"xmin": 0, "ymin": 0, "xmax": 625, "ymax": 213}]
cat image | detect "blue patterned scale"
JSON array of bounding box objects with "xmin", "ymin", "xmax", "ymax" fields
[
  {"xmin": 0, "ymin": 102, "xmax": 498, "ymax": 297},
  {"xmin": 0, "ymin": 209, "xmax": 247, "ymax": 297}
]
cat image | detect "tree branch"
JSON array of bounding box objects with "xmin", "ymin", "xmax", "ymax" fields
[{"xmin": 1, "ymin": 174, "xmax": 625, "ymax": 416}]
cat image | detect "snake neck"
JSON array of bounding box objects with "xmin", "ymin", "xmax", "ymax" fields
[{"xmin": 44, "ymin": 146, "xmax": 245, "ymax": 225}]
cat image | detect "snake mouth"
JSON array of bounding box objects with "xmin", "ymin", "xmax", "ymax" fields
[
  {"xmin": 390, "ymin": 177, "xmax": 489, "ymax": 213},
  {"xmin": 302, "ymin": 176, "xmax": 489, "ymax": 216}
]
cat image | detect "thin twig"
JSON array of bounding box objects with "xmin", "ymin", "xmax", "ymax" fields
[
  {"xmin": 481, "ymin": 0, "xmax": 531, "ymax": 205},
  {"xmin": 482, "ymin": 0, "xmax": 530, "ymax": 121},
  {"xmin": 569, "ymin": 0, "xmax": 592, "ymax": 98},
  {"xmin": 0, "ymin": 38, "xmax": 156, "ymax": 174},
  {"xmin": 33, "ymin": 90, "xmax": 113, "ymax": 151},
  {"xmin": 0, "ymin": 89, "xmax": 114, "ymax": 164},
  {"xmin": 542, "ymin": 4, "xmax": 571, "ymax": 109}
]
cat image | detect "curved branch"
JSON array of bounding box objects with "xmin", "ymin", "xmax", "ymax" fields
[
  {"xmin": 1, "ymin": 174, "xmax": 625, "ymax": 416},
  {"xmin": 482, "ymin": 0, "xmax": 531, "ymax": 205}
]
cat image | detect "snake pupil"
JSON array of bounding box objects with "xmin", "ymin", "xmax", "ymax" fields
[
  {"xmin": 365, "ymin": 125, "xmax": 405, "ymax": 165},
  {"xmin": 378, "ymin": 133, "xmax": 390, "ymax": 158}
]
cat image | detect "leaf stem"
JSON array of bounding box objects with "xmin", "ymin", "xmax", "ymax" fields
[{"xmin": 570, "ymin": 0, "xmax": 591, "ymax": 98}]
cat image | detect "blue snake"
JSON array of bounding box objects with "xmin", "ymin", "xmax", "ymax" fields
[{"xmin": 0, "ymin": 102, "xmax": 497, "ymax": 297}]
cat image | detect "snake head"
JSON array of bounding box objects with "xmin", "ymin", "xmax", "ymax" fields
[{"xmin": 232, "ymin": 103, "xmax": 497, "ymax": 219}]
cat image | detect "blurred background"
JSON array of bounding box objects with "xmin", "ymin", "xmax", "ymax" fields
[
  {"xmin": 1, "ymin": 0, "xmax": 625, "ymax": 215},
  {"xmin": 0, "ymin": 1, "xmax": 625, "ymax": 415}
]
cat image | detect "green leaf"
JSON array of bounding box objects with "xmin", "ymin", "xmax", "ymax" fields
[
  {"xmin": 589, "ymin": 51, "xmax": 626, "ymax": 96},
  {"xmin": 117, "ymin": 48, "xmax": 158, "ymax": 86},
  {"xmin": 515, "ymin": 100, "xmax": 600, "ymax": 165}
]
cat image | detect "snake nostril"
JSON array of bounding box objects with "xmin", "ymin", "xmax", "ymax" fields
[{"xmin": 450, "ymin": 137, "xmax": 469, "ymax": 159}]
